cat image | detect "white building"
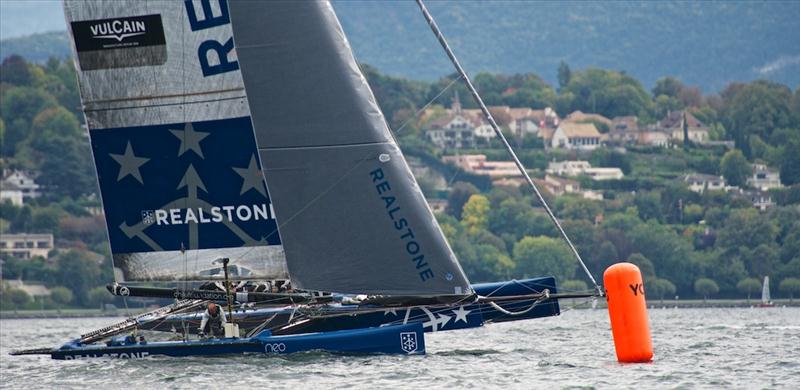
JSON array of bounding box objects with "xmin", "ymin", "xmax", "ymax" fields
[
  {"xmin": 442, "ymin": 154, "xmax": 521, "ymax": 178},
  {"xmin": 550, "ymin": 122, "xmax": 602, "ymax": 150},
  {"xmin": 1, "ymin": 170, "xmax": 41, "ymax": 199},
  {"xmin": 684, "ymin": 174, "xmax": 726, "ymax": 193},
  {"xmin": 0, "ymin": 181, "xmax": 24, "ymax": 206},
  {"xmin": 546, "ymin": 160, "xmax": 624, "ymax": 180},
  {"xmin": 425, "ymin": 92, "xmax": 496, "ymax": 149},
  {"xmin": 747, "ymin": 164, "xmax": 782, "ymax": 191},
  {"xmin": 0, "ymin": 234, "xmax": 54, "ymax": 260}
]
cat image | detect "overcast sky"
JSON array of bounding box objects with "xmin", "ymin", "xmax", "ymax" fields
[{"xmin": 0, "ymin": 0, "xmax": 65, "ymax": 39}]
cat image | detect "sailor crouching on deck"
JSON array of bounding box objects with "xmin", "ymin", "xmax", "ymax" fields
[{"xmin": 198, "ymin": 303, "xmax": 227, "ymax": 338}]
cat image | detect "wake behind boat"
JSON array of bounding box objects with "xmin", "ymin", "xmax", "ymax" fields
[{"xmin": 12, "ymin": 0, "xmax": 601, "ymax": 360}]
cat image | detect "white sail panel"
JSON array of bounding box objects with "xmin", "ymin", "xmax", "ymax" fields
[{"xmin": 63, "ymin": 0, "xmax": 287, "ymax": 281}]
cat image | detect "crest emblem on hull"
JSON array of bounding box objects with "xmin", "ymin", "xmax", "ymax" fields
[{"xmin": 400, "ymin": 332, "xmax": 418, "ymax": 353}]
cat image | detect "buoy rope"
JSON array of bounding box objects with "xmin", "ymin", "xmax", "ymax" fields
[{"xmin": 415, "ymin": 0, "xmax": 601, "ymax": 294}]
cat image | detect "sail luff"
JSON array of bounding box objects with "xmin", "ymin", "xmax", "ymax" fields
[{"xmin": 228, "ymin": 0, "xmax": 471, "ymax": 296}]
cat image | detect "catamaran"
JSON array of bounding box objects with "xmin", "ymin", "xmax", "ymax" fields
[{"xmin": 12, "ymin": 0, "xmax": 601, "ymax": 360}]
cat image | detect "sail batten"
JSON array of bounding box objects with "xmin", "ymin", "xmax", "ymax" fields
[{"xmin": 229, "ymin": 0, "xmax": 471, "ymax": 296}]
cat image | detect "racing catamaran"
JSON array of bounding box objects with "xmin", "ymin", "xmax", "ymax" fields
[{"xmin": 12, "ymin": 0, "xmax": 600, "ymax": 359}]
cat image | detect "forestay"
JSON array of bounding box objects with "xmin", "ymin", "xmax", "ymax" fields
[
  {"xmin": 228, "ymin": 0, "xmax": 472, "ymax": 296},
  {"xmin": 63, "ymin": 0, "xmax": 287, "ymax": 281}
]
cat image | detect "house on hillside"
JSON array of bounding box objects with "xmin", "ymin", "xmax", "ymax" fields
[
  {"xmin": 0, "ymin": 279, "xmax": 51, "ymax": 299},
  {"xmin": 442, "ymin": 154, "xmax": 521, "ymax": 178},
  {"xmin": 638, "ymin": 130, "xmax": 671, "ymax": 147},
  {"xmin": 1, "ymin": 170, "xmax": 41, "ymax": 199},
  {"xmin": 564, "ymin": 111, "xmax": 612, "ymax": 129},
  {"xmin": 608, "ymin": 116, "xmax": 640, "ymax": 145},
  {"xmin": 425, "ymin": 93, "xmax": 493, "ymax": 149},
  {"xmin": 659, "ymin": 110, "xmax": 709, "ymax": 144},
  {"xmin": 746, "ymin": 163, "xmax": 782, "ymax": 191},
  {"xmin": 460, "ymin": 105, "xmax": 559, "ymax": 140},
  {"xmin": 684, "ymin": 174, "xmax": 726, "ymax": 193},
  {"xmin": 740, "ymin": 189, "xmax": 775, "ymax": 211},
  {"xmin": 0, "ymin": 233, "xmax": 54, "ymax": 260},
  {"xmin": 0, "ymin": 181, "xmax": 24, "ymax": 206},
  {"xmin": 550, "ymin": 122, "xmax": 602, "ymax": 150},
  {"xmin": 546, "ymin": 160, "xmax": 624, "ymax": 180},
  {"xmin": 505, "ymin": 107, "xmax": 559, "ymax": 139}
]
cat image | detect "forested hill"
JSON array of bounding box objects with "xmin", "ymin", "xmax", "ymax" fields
[
  {"xmin": 1, "ymin": 1, "xmax": 799, "ymax": 92},
  {"xmin": 334, "ymin": 1, "xmax": 800, "ymax": 92}
]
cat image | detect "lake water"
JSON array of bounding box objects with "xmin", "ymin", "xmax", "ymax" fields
[{"xmin": 1, "ymin": 307, "xmax": 798, "ymax": 389}]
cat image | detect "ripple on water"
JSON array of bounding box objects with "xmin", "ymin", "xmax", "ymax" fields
[{"xmin": 2, "ymin": 308, "xmax": 800, "ymax": 389}]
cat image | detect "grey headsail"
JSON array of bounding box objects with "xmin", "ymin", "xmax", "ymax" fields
[
  {"xmin": 63, "ymin": 0, "xmax": 287, "ymax": 282},
  {"xmin": 228, "ymin": 0, "xmax": 472, "ymax": 296}
]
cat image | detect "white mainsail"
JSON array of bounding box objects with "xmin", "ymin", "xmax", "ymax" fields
[
  {"xmin": 63, "ymin": 0, "xmax": 287, "ymax": 281},
  {"xmin": 762, "ymin": 276, "xmax": 771, "ymax": 304}
]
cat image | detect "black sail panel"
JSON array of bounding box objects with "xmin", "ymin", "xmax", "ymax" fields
[{"xmin": 229, "ymin": 0, "xmax": 471, "ymax": 296}]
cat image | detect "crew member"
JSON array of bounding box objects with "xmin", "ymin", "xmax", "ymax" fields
[{"xmin": 198, "ymin": 302, "xmax": 227, "ymax": 338}]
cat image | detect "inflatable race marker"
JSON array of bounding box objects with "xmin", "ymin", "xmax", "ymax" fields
[{"xmin": 604, "ymin": 262, "xmax": 653, "ymax": 363}]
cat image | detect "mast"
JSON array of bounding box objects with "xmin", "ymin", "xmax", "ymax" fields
[{"xmin": 415, "ymin": 0, "xmax": 601, "ymax": 294}]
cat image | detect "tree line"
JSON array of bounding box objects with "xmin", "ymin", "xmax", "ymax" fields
[{"xmin": 1, "ymin": 55, "xmax": 800, "ymax": 307}]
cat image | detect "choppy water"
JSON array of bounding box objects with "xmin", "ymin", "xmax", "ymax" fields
[{"xmin": 1, "ymin": 307, "xmax": 798, "ymax": 389}]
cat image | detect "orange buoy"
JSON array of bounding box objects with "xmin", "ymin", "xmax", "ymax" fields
[{"xmin": 604, "ymin": 262, "xmax": 653, "ymax": 363}]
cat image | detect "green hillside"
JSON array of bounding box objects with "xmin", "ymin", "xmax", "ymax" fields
[
  {"xmin": 2, "ymin": 2, "xmax": 798, "ymax": 92},
  {"xmin": 333, "ymin": 1, "xmax": 800, "ymax": 92}
]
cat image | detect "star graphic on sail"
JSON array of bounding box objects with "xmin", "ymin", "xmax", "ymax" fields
[
  {"xmin": 170, "ymin": 122, "xmax": 210, "ymax": 158},
  {"xmin": 233, "ymin": 154, "xmax": 267, "ymax": 197},
  {"xmin": 451, "ymin": 305, "xmax": 471, "ymax": 323},
  {"xmin": 110, "ymin": 141, "xmax": 149, "ymax": 184}
]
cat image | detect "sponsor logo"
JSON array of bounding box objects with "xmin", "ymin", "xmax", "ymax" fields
[
  {"xmin": 141, "ymin": 210, "xmax": 156, "ymax": 225},
  {"xmin": 264, "ymin": 343, "xmax": 287, "ymax": 353},
  {"xmin": 71, "ymin": 14, "xmax": 165, "ymax": 52},
  {"xmin": 141, "ymin": 204, "xmax": 275, "ymax": 226},
  {"xmin": 89, "ymin": 19, "xmax": 147, "ymax": 42},
  {"xmin": 400, "ymin": 332, "xmax": 418, "ymax": 353},
  {"xmin": 370, "ymin": 167, "xmax": 435, "ymax": 282},
  {"xmin": 70, "ymin": 14, "xmax": 166, "ymax": 70},
  {"xmin": 63, "ymin": 352, "xmax": 149, "ymax": 360}
]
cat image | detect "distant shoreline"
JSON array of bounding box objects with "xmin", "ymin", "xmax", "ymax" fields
[
  {"xmin": 2, "ymin": 299, "xmax": 798, "ymax": 319},
  {"xmin": 558, "ymin": 298, "xmax": 800, "ymax": 311}
]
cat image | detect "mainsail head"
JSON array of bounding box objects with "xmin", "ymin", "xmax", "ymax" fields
[
  {"xmin": 228, "ymin": 0, "xmax": 472, "ymax": 296},
  {"xmin": 63, "ymin": 0, "xmax": 287, "ymax": 282}
]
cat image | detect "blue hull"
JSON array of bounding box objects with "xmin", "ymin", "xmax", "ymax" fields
[
  {"xmin": 52, "ymin": 323, "xmax": 425, "ymax": 360},
  {"xmin": 146, "ymin": 277, "xmax": 560, "ymax": 335}
]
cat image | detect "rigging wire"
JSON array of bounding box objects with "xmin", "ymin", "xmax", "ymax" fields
[{"xmin": 415, "ymin": 0, "xmax": 601, "ymax": 295}]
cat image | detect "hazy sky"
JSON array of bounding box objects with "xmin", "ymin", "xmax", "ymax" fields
[{"xmin": 0, "ymin": 0, "xmax": 65, "ymax": 39}]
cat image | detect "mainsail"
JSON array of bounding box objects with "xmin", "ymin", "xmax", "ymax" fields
[
  {"xmin": 228, "ymin": 1, "xmax": 472, "ymax": 296},
  {"xmin": 63, "ymin": 0, "xmax": 287, "ymax": 281}
]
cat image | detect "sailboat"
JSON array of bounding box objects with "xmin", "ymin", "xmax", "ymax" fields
[
  {"xmin": 758, "ymin": 276, "xmax": 774, "ymax": 307},
  {"xmin": 12, "ymin": 0, "xmax": 600, "ymax": 360}
]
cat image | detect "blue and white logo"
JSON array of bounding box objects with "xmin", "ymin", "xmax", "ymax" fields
[
  {"xmin": 400, "ymin": 332, "xmax": 418, "ymax": 353},
  {"xmin": 91, "ymin": 116, "xmax": 281, "ymax": 255}
]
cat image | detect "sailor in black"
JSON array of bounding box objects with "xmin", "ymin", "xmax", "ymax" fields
[{"xmin": 198, "ymin": 303, "xmax": 227, "ymax": 338}]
